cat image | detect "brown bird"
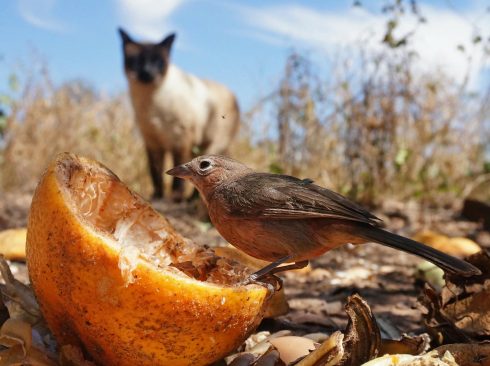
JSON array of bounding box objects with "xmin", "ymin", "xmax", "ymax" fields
[{"xmin": 167, "ymin": 155, "xmax": 480, "ymax": 280}]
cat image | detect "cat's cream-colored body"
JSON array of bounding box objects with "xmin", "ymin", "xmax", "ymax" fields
[
  {"xmin": 129, "ymin": 65, "xmax": 239, "ymax": 154},
  {"xmin": 127, "ymin": 64, "xmax": 239, "ymax": 199}
]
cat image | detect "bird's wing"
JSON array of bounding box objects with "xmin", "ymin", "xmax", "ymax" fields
[{"xmin": 219, "ymin": 173, "xmax": 382, "ymax": 226}]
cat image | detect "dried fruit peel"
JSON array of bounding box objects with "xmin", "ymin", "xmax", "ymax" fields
[{"xmin": 27, "ymin": 153, "xmax": 271, "ymax": 366}]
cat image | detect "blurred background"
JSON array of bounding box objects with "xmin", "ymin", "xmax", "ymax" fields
[{"xmin": 0, "ymin": 0, "xmax": 489, "ymax": 215}]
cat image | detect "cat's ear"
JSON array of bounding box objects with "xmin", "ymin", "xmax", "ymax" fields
[
  {"xmin": 118, "ymin": 28, "xmax": 135, "ymax": 44},
  {"xmin": 159, "ymin": 33, "xmax": 176, "ymax": 51}
]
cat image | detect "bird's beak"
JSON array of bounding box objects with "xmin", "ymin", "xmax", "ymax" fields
[{"xmin": 166, "ymin": 164, "xmax": 192, "ymax": 178}]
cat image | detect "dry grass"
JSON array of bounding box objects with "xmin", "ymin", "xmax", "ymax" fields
[
  {"xmin": 240, "ymin": 49, "xmax": 489, "ymax": 206},
  {"xmin": 0, "ymin": 49, "xmax": 488, "ymax": 207},
  {"xmin": 0, "ymin": 65, "xmax": 152, "ymax": 197}
]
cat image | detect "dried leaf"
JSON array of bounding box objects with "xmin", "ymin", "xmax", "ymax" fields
[
  {"xmin": 287, "ymin": 294, "xmax": 380, "ymax": 366},
  {"xmin": 226, "ymin": 331, "xmax": 293, "ymax": 365},
  {"xmin": 0, "ymin": 343, "xmax": 57, "ymax": 366},
  {"xmin": 0, "ymin": 318, "xmax": 32, "ymax": 355},
  {"xmin": 420, "ymin": 250, "xmax": 490, "ymax": 344},
  {"xmin": 340, "ymin": 294, "xmax": 381, "ymax": 365},
  {"xmin": 379, "ymin": 334, "xmax": 430, "ymax": 356},
  {"xmin": 0, "ymin": 293, "xmax": 9, "ymax": 326},
  {"xmin": 0, "ymin": 345, "xmax": 28, "ymax": 366},
  {"xmin": 0, "ymin": 256, "xmax": 41, "ymax": 320},
  {"xmin": 255, "ymin": 348, "xmax": 284, "ymax": 366},
  {"xmin": 21, "ymin": 346, "xmax": 58, "ymax": 366},
  {"xmin": 294, "ymin": 331, "xmax": 344, "ymax": 366},
  {"xmin": 434, "ymin": 342, "xmax": 490, "ymax": 366},
  {"xmin": 419, "ymin": 285, "xmax": 470, "ymax": 344},
  {"xmin": 441, "ymin": 252, "xmax": 490, "ymax": 338},
  {"xmin": 228, "ymin": 353, "xmax": 257, "ymax": 366}
]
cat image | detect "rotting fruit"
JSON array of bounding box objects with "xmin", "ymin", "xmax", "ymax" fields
[{"xmin": 26, "ymin": 153, "xmax": 272, "ymax": 366}]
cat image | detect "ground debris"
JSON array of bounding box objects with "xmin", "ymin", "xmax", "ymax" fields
[
  {"xmin": 362, "ymin": 350, "xmax": 458, "ymax": 366},
  {"xmin": 434, "ymin": 342, "xmax": 490, "ymax": 366},
  {"xmin": 0, "ymin": 256, "xmax": 40, "ymax": 321},
  {"xmin": 0, "ymin": 197, "xmax": 489, "ymax": 365},
  {"xmin": 223, "ymin": 290, "xmax": 489, "ymax": 366},
  {"xmin": 339, "ymin": 294, "xmax": 381, "ymax": 365},
  {"xmin": 223, "ymin": 294, "xmax": 381, "ymax": 366},
  {"xmin": 365, "ymin": 342, "xmax": 490, "ymax": 366},
  {"xmin": 0, "ymin": 257, "xmax": 58, "ymax": 365},
  {"xmin": 379, "ymin": 334, "xmax": 431, "ymax": 356},
  {"xmin": 420, "ymin": 250, "xmax": 490, "ymax": 344}
]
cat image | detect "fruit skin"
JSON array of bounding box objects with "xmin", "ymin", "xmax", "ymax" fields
[{"xmin": 26, "ymin": 154, "xmax": 270, "ymax": 366}]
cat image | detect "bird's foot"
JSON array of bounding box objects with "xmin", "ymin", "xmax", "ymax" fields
[
  {"xmin": 237, "ymin": 256, "xmax": 309, "ymax": 292},
  {"xmin": 239, "ymin": 274, "xmax": 283, "ymax": 291},
  {"xmin": 251, "ymin": 260, "xmax": 310, "ymax": 280}
]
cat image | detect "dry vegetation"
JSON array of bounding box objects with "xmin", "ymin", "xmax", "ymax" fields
[
  {"xmin": 240, "ymin": 48, "xmax": 489, "ymax": 206},
  {"xmin": 0, "ymin": 63, "xmax": 151, "ymax": 197},
  {"xmin": 0, "ymin": 46, "xmax": 488, "ymax": 207}
]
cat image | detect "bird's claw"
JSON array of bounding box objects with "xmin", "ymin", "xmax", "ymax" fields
[{"xmin": 239, "ymin": 273, "xmax": 283, "ymax": 291}]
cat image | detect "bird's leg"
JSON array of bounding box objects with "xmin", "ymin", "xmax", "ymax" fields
[{"xmin": 249, "ymin": 256, "xmax": 309, "ymax": 281}]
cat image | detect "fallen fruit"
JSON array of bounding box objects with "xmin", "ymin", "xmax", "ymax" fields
[
  {"xmin": 26, "ymin": 153, "xmax": 272, "ymax": 366},
  {"xmin": 0, "ymin": 228, "xmax": 27, "ymax": 260},
  {"xmin": 413, "ymin": 230, "xmax": 481, "ymax": 258}
]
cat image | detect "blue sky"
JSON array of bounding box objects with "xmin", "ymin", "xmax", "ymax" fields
[{"xmin": 1, "ymin": 0, "xmax": 489, "ymax": 111}]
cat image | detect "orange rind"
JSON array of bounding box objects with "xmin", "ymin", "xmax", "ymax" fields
[{"xmin": 26, "ymin": 153, "xmax": 272, "ymax": 366}]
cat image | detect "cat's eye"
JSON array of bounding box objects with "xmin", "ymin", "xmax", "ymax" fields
[
  {"xmin": 150, "ymin": 54, "xmax": 161, "ymax": 62},
  {"xmin": 150, "ymin": 55, "xmax": 164, "ymax": 69},
  {"xmin": 125, "ymin": 56, "xmax": 138, "ymax": 69}
]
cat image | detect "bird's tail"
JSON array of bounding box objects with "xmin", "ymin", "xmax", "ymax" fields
[{"xmin": 358, "ymin": 227, "xmax": 481, "ymax": 277}]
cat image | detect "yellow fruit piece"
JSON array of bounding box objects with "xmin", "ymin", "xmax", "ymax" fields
[
  {"xmin": 413, "ymin": 230, "xmax": 481, "ymax": 258},
  {"xmin": 26, "ymin": 153, "xmax": 271, "ymax": 366},
  {"xmin": 0, "ymin": 228, "xmax": 27, "ymax": 260}
]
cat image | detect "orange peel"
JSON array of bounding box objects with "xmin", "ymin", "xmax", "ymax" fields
[{"xmin": 26, "ymin": 153, "xmax": 271, "ymax": 366}]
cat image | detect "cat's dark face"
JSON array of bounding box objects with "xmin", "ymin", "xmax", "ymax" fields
[{"xmin": 119, "ymin": 28, "xmax": 176, "ymax": 85}]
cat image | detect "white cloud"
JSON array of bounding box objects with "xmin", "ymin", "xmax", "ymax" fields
[
  {"xmin": 238, "ymin": 3, "xmax": 490, "ymax": 86},
  {"xmin": 18, "ymin": 0, "xmax": 65, "ymax": 32},
  {"xmin": 115, "ymin": 0, "xmax": 184, "ymax": 40}
]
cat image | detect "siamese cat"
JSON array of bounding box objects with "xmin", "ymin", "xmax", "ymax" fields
[{"xmin": 118, "ymin": 28, "xmax": 240, "ymax": 201}]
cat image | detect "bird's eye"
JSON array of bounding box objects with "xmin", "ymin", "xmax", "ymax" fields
[{"xmin": 199, "ymin": 160, "xmax": 212, "ymax": 170}]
